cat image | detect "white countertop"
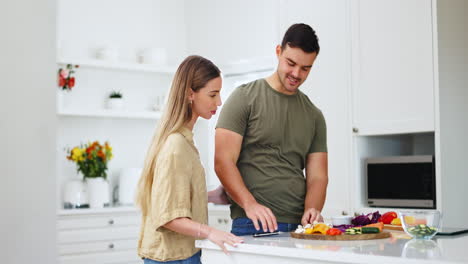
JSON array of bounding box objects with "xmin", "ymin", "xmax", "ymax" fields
[{"xmin": 196, "ymin": 231, "xmax": 468, "ymax": 264}]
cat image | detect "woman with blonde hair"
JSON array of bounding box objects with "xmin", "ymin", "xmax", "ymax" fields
[{"xmin": 136, "ymin": 55, "xmax": 243, "ymax": 264}]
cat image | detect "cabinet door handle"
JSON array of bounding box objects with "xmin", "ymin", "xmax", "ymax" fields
[
  {"xmin": 223, "ymin": 219, "xmax": 229, "ymax": 224},
  {"xmin": 108, "ymin": 243, "xmax": 114, "ymax": 249},
  {"xmin": 352, "ymin": 127, "xmax": 359, "ymax": 133},
  {"xmin": 217, "ymin": 219, "xmax": 222, "ymax": 224},
  {"xmin": 108, "ymin": 219, "xmax": 114, "ymax": 225},
  {"xmin": 342, "ymin": 211, "xmax": 348, "ymax": 216}
]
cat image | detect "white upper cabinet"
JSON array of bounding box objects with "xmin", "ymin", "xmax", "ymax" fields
[
  {"xmin": 184, "ymin": 0, "xmax": 280, "ymax": 69},
  {"xmin": 351, "ymin": 0, "xmax": 435, "ymax": 136}
]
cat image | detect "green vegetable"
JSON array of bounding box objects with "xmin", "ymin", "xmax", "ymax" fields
[
  {"xmin": 345, "ymin": 228, "xmax": 362, "ymax": 235},
  {"xmin": 345, "ymin": 227, "xmax": 380, "ymax": 235},
  {"xmin": 362, "ymin": 227, "xmax": 380, "ymax": 234},
  {"xmin": 407, "ymin": 224, "xmax": 438, "ymax": 238}
]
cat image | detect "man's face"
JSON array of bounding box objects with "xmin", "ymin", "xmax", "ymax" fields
[{"xmin": 276, "ymin": 45, "xmax": 317, "ymax": 94}]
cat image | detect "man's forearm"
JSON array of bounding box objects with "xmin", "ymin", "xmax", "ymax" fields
[
  {"xmin": 304, "ymin": 178, "xmax": 328, "ymax": 212},
  {"xmin": 215, "ymin": 161, "xmax": 256, "ymax": 208}
]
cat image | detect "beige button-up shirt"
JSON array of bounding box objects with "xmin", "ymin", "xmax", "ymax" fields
[{"xmin": 138, "ymin": 127, "xmax": 208, "ymax": 261}]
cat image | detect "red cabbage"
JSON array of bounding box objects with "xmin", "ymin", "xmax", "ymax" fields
[
  {"xmin": 333, "ymin": 224, "xmax": 355, "ymax": 232},
  {"xmin": 351, "ymin": 211, "xmax": 381, "ymax": 226}
]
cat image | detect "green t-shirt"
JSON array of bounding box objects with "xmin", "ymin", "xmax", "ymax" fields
[{"xmin": 216, "ymin": 79, "xmax": 327, "ymax": 223}]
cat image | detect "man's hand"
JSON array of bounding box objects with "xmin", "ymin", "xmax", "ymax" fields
[
  {"xmin": 244, "ymin": 201, "xmax": 278, "ymax": 233},
  {"xmin": 301, "ymin": 208, "xmax": 323, "ymax": 226}
]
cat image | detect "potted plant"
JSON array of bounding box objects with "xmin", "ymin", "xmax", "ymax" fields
[
  {"xmin": 67, "ymin": 141, "xmax": 113, "ymax": 208},
  {"xmin": 106, "ymin": 90, "xmax": 124, "ymax": 109}
]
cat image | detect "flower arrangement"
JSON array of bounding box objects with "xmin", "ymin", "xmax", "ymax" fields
[
  {"xmin": 67, "ymin": 141, "xmax": 113, "ymax": 179},
  {"xmin": 58, "ymin": 64, "xmax": 79, "ymax": 91}
]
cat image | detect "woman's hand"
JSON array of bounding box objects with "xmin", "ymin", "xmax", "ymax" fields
[
  {"xmin": 206, "ymin": 227, "xmax": 244, "ymax": 255},
  {"xmin": 207, "ymin": 185, "xmax": 230, "ymax": 204}
]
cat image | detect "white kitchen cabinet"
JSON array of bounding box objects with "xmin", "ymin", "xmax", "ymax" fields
[
  {"xmin": 279, "ymin": 0, "xmax": 353, "ymax": 218},
  {"xmin": 184, "ymin": 0, "xmax": 280, "ymax": 68},
  {"xmin": 348, "ymin": 0, "xmax": 468, "ymax": 228},
  {"xmin": 58, "ymin": 208, "xmax": 141, "ymax": 264},
  {"xmin": 208, "ymin": 204, "xmax": 232, "ymax": 233},
  {"xmin": 351, "ymin": 0, "xmax": 435, "ymax": 136}
]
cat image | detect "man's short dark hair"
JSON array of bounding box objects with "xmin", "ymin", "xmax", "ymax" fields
[{"xmin": 281, "ymin": 23, "xmax": 320, "ymax": 54}]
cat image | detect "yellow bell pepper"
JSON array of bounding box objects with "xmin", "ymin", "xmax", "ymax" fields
[
  {"xmin": 391, "ymin": 217, "xmax": 402, "ymax": 226},
  {"xmin": 311, "ymin": 223, "xmax": 330, "ymax": 234}
]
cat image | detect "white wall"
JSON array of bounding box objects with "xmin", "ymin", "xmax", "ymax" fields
[{"xmin": 0, "ymin": 0, "xmax": 57, "ymax": 263}]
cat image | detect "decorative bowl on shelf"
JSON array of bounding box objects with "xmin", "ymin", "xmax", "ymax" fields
[{"xmin": 399, "ymin": 210, "xmax": 441, "ymax": 239}]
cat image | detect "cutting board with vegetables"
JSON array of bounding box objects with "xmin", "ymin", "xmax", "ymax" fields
[
  {"xmin": 383, "ymin": 224, "xmax": 404, "ymax": 231},
  {"xmin": 290, "ymin": 231, "xmax": 391, "ymax": 240}
]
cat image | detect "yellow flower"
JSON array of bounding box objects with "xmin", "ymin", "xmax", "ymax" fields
[{"xmin": 71, "ymin": 147, "xmax": 85, "ymax": 162}]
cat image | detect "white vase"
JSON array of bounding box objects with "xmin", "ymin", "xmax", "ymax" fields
[
  {"xmin": 106, "ymin": 98, "xmax": 124, "ymax": 110},
  {"xmin": 86, "ymin": 178, "xmax": 110, "ymax": 208},
  {"xmin": 57, "ymin": 89, "xmax": 74, "ymax": 111},
  {"xmin": 63, "ymin": 179, "xmax": 88, "ymax": 209}
]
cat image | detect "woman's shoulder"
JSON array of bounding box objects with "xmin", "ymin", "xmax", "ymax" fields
[{"xmin": 160, "ymin": 132, "xmax": 193, "ymax": 157}]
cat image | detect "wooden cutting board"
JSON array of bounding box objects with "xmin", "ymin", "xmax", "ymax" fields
[
  {"xmin": 383, "ymin": 224, "xmax": 404, "ymax": 231},
  {"xmin": 290, "ymin": 231, "xmax": 391, "ymax": 240}
]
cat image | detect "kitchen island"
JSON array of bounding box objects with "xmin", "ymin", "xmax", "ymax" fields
[{"xmin": 195, "ymin": 231, "xmax": 468, "ymax": 264}]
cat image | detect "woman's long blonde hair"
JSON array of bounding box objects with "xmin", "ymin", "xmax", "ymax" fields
[{"xmin": 136, "ymin": 55, "xmax": 220, "ymax": 217}]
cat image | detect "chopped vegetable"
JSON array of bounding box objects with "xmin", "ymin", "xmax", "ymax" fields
[
  {"xmin": 390, "ymin": 218, "xmax": 402, "ymax": 226},
  {"xmin": 311, "ymin": 223, "xmax": 330, "ymax": 234},
  {"xmin": 363, "ymin": 222, "xmax": 384, "ymax": 232},
  {"xmin": 351, "ymin": 211, "xmax": 381, "ymax": 226},
  {"xmin": 326, "ymin": 228, "xmax": 342, "ymax": 236},
  {"xmin": 333, "ymin": 224, "xmax": 355, "ymax": 232},
  {"xmin": 345, "ymin": 227, "xmax": 362, "ymax": 235},
  {"xmin": 345, "ymin": 227, "xmax": 380, "ymax": 235},
  {"xmin": 407, "ymin": 224, "xmax": 437, "ymax": 238},
  {"xmin": 378, "ymin": 211, "xmax": 397, "ymax": 224},
  {"xmin": 362, "ymin": 227, "xmax": 380, "ymax": 233},
  {"xmin": 403, "ymin": 216, "xmax": 415, "ymax": 224}
]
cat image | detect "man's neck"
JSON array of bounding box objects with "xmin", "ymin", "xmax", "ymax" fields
[{"xmin": 265, "ymin": 72, "xmax": 297, "ymax": 95}]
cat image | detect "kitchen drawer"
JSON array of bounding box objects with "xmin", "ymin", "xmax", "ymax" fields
[
  {"xmin": 59, "ymin": 249, "xmax": 141, "ymax": 264},
  {"xmin": 208, "ymin": 209, "xmax": 231, "ymax": 233},
  {"xmin": 58, "ymin": 213, "xmax": 140, "ymax": 230},
  {"xmin": 59, "ymin": 238, "xmax": 137, "ymax": 255},
  {"xmin": 59, "ymin": 226, "xmax": 140, "ymax": 244}
]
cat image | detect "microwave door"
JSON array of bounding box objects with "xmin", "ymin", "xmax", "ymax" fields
[{"xmin": 367, "ymin": 158, "xmax": 435, "ymax": 209}]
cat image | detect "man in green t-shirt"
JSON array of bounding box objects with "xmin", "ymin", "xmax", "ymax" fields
[{"xmin": 215, "ymin": 23, "xmax": 329, "ymax": 236}]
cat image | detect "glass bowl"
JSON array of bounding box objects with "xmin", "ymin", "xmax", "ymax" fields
[{"xmin": 399, "ymin": 210, "xmax": 441, "ymax": 239}]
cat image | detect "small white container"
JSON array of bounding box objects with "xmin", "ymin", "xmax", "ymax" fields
[
  {"xmin": 137, "ymin": 47, "xmax": 167, "ymax": 65},
  {"xmin": 331, "ymin": 215, "xmax": 353, "ymax": 226},
  {"xmin": 95, "ymin": 46, "xmax": 118, "ymax": 62},
  {"xmin": 106, "ymin": 98, "xmax": 124, "ymax": 110}
]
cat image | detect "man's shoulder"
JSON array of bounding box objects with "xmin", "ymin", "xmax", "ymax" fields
[
  {"xmin": 297, "ymin": 90, "xmax": 322, "ymax": 113},
  {"xmin": 234, "ymin": 78, "xmax": 266, "ymax": 95}
]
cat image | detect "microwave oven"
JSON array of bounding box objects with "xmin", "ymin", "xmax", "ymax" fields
[{"xmin": 366, "ymin": 155, "xmax": 436, "ymax": 209}]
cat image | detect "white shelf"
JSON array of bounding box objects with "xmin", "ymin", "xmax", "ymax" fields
[
  {"xmin": 58, "ymin": 108, "xmax": 162, "ymax": 120},
  {"xmin": 58, "ymin": 57, "xmax": 275, "ymax": 76},
  {"xmin": 57, "ymin": 205, "xmax": 138, "ymax": 216},
  {"xmin": 57, "ymin": 58, "xmax": 176, "ymax": 74}
]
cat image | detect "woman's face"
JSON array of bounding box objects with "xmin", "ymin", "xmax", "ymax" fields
[{"xmin": 190, "ymin": 76, "xmax": 222, "ymax": 120}]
